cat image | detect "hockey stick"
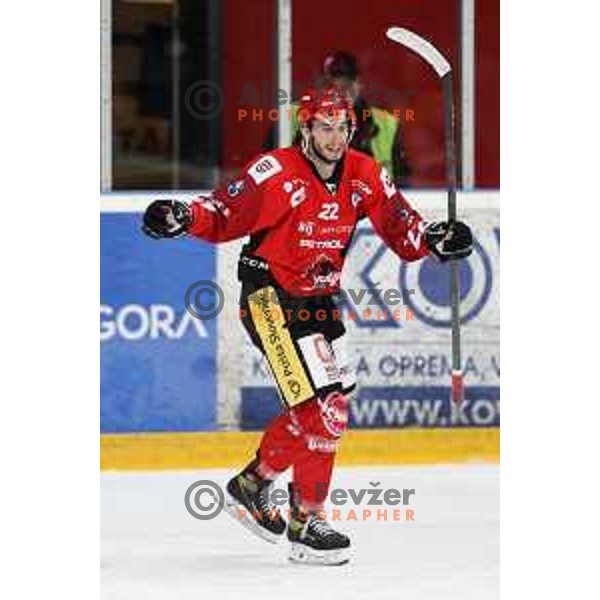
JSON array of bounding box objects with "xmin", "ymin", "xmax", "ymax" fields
[{"xmin": 386, "ymin": 26, "xmax": 464, "ymax": 404}]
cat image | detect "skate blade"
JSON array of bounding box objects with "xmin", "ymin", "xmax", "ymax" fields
[
  {"xmin": 288, "ymin": 542, "xmax": 350, "ymax": 566},
  {"xmin": 223, "ymin": 494, "xmax": 283, "ymax": 545}
]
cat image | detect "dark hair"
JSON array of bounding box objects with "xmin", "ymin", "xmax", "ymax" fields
[{"xmin": 322, "ymin": 51, "xmax": 359, "ymax": 81}]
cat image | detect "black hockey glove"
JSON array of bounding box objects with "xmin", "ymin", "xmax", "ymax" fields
[
  {"xmin": 425, "ymin": 221, "xmax": 473, "ymax": 262},
  {"xmin": 142, "ymin": 200, "xmax": 193, "ymax": 239}
]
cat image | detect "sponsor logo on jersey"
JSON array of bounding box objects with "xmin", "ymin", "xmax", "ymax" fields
[
  {"xmin": 227, "ymin": 179, "xmax": 245, "ymax": 197},
  {"xmin": 297, "ymin": 222, "xmax": 353, "ymax": 236},
  {"xmin": 398, "ymin": 208, "xmax": 411, "ymax": 221},
  {"xmin": 304, "ymin": 254, "xmax": 341, "ymax": 291},
  {"xmin": 350, "ymin": 179, "xmax": 373, "ymax": 196},
  {"xmin": 283, "ymin": 177, "xmax": 309, "ymax": 207},
  {"xmin": 297, "ymin": 221, "xmax": 315, "ymax": 235},
  {"xmin": 290, "ymin": 186, "xmax": 307, "ymax": 208},
  {"xmin": 380, "ymin": 167, "xmax": 396, "ymax": 199},
  {"xmin": 247, "ymin": 155, "xmax": 283, "ymax": 185},
  {"xmin": 199, "ymin": 196, "xmax": 230, "ymax": 217},
  {"xmin": 299, "ymin": 238, "xmax": 344, "ymax": 250},
  {"xmin": 321, "ymin": 224, "xmax": 354, "ymax": 235},
  {"xmin": 407, "ymin": 221, "xmax": 425, "ymax": 251}
]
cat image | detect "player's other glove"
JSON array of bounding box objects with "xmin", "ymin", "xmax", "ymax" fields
[
  {"xmin": 142, "ymin": 200, "xmax": 193, "ymax": 239},
  {"xmin": 425, "ymin": 221, "xmax": 473, "ymax": 262}
]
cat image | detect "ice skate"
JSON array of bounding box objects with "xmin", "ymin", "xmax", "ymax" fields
[
  {"xmin": 287, "ymin": 505, "xmax": 351, "ymax": 566},
  {"xmin": 224, "ymin": 463, "xmax": 286, "ymax": 544},
  {"xmin": 286, "ymin": 483, "xmax": 351, "ymax": 565}
]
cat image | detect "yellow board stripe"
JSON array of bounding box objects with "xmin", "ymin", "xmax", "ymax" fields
[
  {"xmin": 100, "ymin": 428, "xmax": 499, "ymax": 471},
  {"xmin": 247, "ymin": 286, "xmax": 314, "ymax": 406}
]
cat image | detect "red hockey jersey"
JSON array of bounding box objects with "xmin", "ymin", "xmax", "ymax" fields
[{"xmin": 188, "ymin": 147, "xmax": 430, "ymax": 296}]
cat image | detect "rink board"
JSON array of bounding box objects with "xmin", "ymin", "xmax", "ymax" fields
[
  {"xmin": 100, "ymin": 428, "xmax": 499, "ymax": 470},
  {"xmin": 216, "ymin": 191, "xmax": 500, "ymax": 431},
  {"xmin": 101, "ymin": 211, "xmax": 217, "ymax": 433}
]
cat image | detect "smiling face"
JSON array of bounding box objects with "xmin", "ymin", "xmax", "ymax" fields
[
  {"xmin": 306, "ymin": 114, "xmax": 352, "ymax": 164},
  {"xmin": 298, "ymin": 86, "xmax": 356, "ymax": 170}
]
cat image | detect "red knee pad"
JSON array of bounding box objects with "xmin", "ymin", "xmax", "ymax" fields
[{"xmin": 292, "ymin": 391, "xmax": 349, "ymax": 440}]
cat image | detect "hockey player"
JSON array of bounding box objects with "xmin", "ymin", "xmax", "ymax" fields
[{"xmin": 142, "ymin": 86, "xmax": 472, "ymax": 565}]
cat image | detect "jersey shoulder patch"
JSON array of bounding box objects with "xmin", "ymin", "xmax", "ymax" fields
[{"xmin": 247, "ymin": 155, "xmax": 283, "ymax": 186}]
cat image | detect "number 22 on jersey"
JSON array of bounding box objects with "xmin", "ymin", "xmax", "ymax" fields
[{"xmin": 318, "ymin": 202, "xmax": 339, "ymax": 221}]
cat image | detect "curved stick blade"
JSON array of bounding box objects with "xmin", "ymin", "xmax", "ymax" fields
[{"xmin": 386, "ymin": 27, "xmax": 452, "ymax": 78}]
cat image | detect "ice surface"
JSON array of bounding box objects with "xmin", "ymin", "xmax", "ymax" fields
[{"xmin": 101, "ymin": 465, "xmax": 499, "ymax": 599}]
